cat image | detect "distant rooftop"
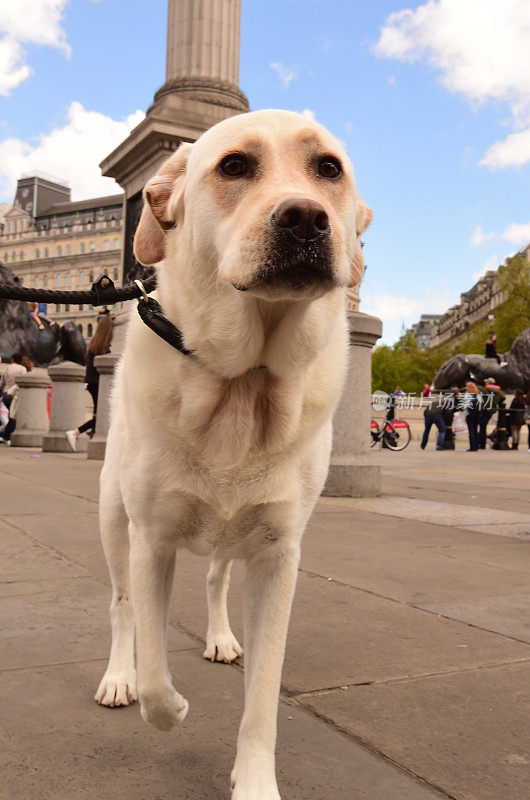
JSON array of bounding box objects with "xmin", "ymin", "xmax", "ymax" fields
[
  {"xmin": 37, "ymin": 194, "xmax": 124, "ymax": 217},
  {"xmin": 20, "ymin": 171, "xmax": 70, "ymax": 188}
]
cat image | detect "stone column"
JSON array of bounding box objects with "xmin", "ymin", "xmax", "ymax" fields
[
  {"xmin": 10, "ymin": 369, "xmax": 50, "ymax": 448},
  {"xmin": 323, "ymin": 311, "xmax": 383, "ymax": 497},
  {"xmin": 42, "ymin": 362, "xmax": 88, "ymax": 453},
  {"xmin": 87, "ymin": 353, "xmax": 120, "ymax": 460},
  {"xmin": 167, "ymin": 0, "xmax": 241, "ymax": 85}
]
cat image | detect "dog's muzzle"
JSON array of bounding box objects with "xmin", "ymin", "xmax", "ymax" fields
[{"xmin": 234, "ymin": 198, "xmax": 335, "ymax": 292}]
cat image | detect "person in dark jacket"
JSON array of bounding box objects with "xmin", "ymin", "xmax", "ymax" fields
[
  {"xmin": 65, "ymin": 315, "xmax": 114, "ymax": 451},
  {"xmin": 509, "ymin": 389, "xmax": 526, "ymax": 450},
  {"xmin": 420, "ymin": 397, "xmax": 446, "ymax": 450},
  {"xmin": 464, "ymin": 381, "xmax": 481, "ymax": 451}
]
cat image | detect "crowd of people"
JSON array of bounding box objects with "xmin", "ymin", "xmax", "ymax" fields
[{"xmin": 418, "ymin": 379, "xmax": 530, "ymax": 452}]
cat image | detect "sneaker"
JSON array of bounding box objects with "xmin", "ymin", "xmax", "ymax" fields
[
  {"xmin": 0, "ymin": 438, "xmax": 11, "ymax": 446},
  {"xmin": 65, "ymin": 430, "xmax": 77, "ymax": 452}
]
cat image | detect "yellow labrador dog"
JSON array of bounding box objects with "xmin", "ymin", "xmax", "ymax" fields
[{"xmin": 95, "ymin": 109, "xmax": 371, "ymax": 799}]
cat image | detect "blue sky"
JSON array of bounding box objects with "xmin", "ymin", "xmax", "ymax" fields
[{"xmin": 1, "ymin": 0, "xmax": 530, "ymax": 343}]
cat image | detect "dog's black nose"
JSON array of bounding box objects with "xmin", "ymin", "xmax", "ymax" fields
[{"xmin": 272, "ymin": 199, "xmax": 330, "ymax": 240}]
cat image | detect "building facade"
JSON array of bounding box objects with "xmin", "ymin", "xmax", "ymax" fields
[
  {"xmin": 409, "ymin": 314, "xmax": 443, "ymax": 349},
  {"xmin": 0, "ymin": 174, "xmax": 123, "ymax": 338},
  {"xmin": 429, "ymin": 271, "xmax": 505, "ymax": 348}
]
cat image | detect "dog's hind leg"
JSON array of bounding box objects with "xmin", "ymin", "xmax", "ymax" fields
[
  {"xmin": 95, "ymin": 477, "xmax": 137, "ymax": 707},
  {"xmin": 203, "ymin": 556, "xmax": 243, "ymax": 663}
]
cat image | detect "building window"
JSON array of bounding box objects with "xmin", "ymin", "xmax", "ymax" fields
[
  {"xmin": 11, "ymin": 252, "xmax": 15, "ymax": 262},
  {"xmin": 56, "ymin": 274, "xmax": 62, "ymax": 287},
  {"xmin": 78, "ymin": 324, "xmax": 83, "ymax": 336},
  {"xmin": 103, "ymin": 239, "xmax": 110, "ymax": 251},
  {"xmin": 65, "ymin": 272, "xmax": 71, "ymax": 287},
  {"xmin": 113, "ymin": 238, "xmax": 120, "ymax": 249},
  {"xmin": 87, "ymin": 323, "xmax": 93, "ymax": 337},
  {"xmin": 66, "ymin": 244, "xmax": 71, "ymax": 255},
  {"xmin": 89, "ymin": 271, "xmax": 94, "ymax": 283},
  {"xmin": 57, "ymin": 245, "xmax": 62, "ymax": 257},
  {"xmin": 35, "ymin": 276, "xmax": 39, "ymax": 289},
  {"xmin": 78, "ymin": 304, "xmax": 83, "ymax": 311},
  {"xmin": 113, "ymin": 267, "xmax": 118, "ymax": 281},
  {"xmin": 64, "ymin": 304, "xmax": 70, "ymax": 312},
  {"xmin": 103, "ymin": 267, "xmax": 109, "ymax": 275},
  {"xmin": 55, "ymin": 304, "xmax": 60, "ymax": 313},
  {"xmin": 79, "ymin": 272, "xmax": 84, "ymax": 285},
  {"xmin": 44, "ymin": 247, "xmax": 49, "ymax": 258},
  {"xmin": 80, "ymin": 243, "xmax": 85, "ymax": 254},
  {"xmin": 35, "ymin": 248, "xmax": 40, "ymax": 259},
  {"xmin": 43, "ymin": 275, "xmax": 48, "ymax": 288},
  {"xmin": 89, "ymin": 241, "xmax": 95, "ymax": 252}
]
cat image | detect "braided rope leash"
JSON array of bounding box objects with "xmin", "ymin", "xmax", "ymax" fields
[{"xmin": 0, "ymin": 273, "xmax": 157, "ymax": 306}]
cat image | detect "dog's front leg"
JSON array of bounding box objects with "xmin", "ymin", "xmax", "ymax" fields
[
  {"xmin": 129, "ymin": 524, "xmax": 188, "ymax": 731},
  {"xmin": 231, "ymin": 539, "xmax": 300, "ymax": 800}
]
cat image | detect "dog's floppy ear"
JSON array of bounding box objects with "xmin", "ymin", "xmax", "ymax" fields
[
  {"xmin": 348, "ymin": 197, "xmax": 373, "ymax": 288},
  {"xmin": 133, "ymin": 142, "xmax": 193, "ymax": 266}
]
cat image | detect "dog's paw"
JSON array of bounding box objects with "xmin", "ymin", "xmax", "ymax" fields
[
  {"xmin": 203, "ymin": 632, "xmax": 243, "ymax": 664},
  {"xmin": 230, "ymin": 763, "xmax": 281, "ymax": 800},
  {"xmin": 139, "ymin": 683, "xmax": 189, "ymax": 731},
  {"xmin": 95, "ymin": 669, "xmax": 137, "ymax": 707}
]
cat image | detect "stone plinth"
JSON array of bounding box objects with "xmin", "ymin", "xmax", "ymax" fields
[
  {"xmin": 10, "ymin": 369, "xmax": 50, "ymax": 448},
  {"xmin": 87, "ymin": 354, "xmax": 120, "ymax": 460},
  {"xmin": 323, "ymin": 311, "xmax": 383, "ymax": 497},
  {"xmin": 42, "ymin": 362, "xmax": 88, "ymax": 453}
]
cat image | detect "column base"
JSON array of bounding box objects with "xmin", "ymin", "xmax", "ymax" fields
[
  {"xmin": 42, "ymin": 431, "xmax": 88, "ymax": 453},
  {"xmin": 323, "ymin": 457, "xmax": 381, "ymax": 497},
  {"xmin": 11, "ymin": 430, "xmax": 47, "ymax": 448},
  {"xmin": 87, "ymin": 435, "xmax": 106, "ymax": 460}
]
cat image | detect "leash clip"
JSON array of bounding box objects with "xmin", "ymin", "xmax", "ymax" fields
[{"xmin": 134, "ymin": 279, "xmax": 150, "ymax": 304}]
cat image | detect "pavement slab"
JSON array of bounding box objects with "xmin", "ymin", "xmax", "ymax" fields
[
  {"xmin": 416, "ymin": 594, "xmax": 530, "ymax": 644},
  {"xmin": 0, "ymin": 652, "xmax": 446, "ymax": 800},
  {"xmin": 298, "ymin": 661, "xmax": 530, "ymax": 800},
  {"xmin": 0, "ymin": 445, "xmax": 529, "ymax": 800}
]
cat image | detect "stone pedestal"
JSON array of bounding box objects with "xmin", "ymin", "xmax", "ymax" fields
[
  {"xmin": 10, "ymin": 369, "xmax": 50, "ymax": 448},
  {"xmin": 323, "ymin": 311, "xmax": 383, "ymax": 497},
  {"xmin": 87, "ymin": 353, "xmax": 120, "ymax": 460},
  {"xmin": 42, "ymin": 362, "xmax": 88, "ymax": 453}
]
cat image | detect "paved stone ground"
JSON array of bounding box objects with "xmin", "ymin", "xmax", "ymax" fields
[{"xmin": 0, "ymin": 444, "xmax": 529, "ymax": 800}]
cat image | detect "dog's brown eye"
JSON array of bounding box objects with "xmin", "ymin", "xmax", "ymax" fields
[
  {"xmin": 318, "ymin": 157, "xmax": 342, "ymax": 179},
  {"xmin": 220, "ymin": 155, "xmax": 248, "ymax": 177}
]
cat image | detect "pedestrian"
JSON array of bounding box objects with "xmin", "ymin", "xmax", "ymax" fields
[
  {"xmin": 525, "ymin": 390, "xmax": 530, "ymax": 452},
  {"xmin": 0, "ymin": 353, "xmax": 27, "ymax": 411},
  {"xmin": 463, "ymin": 381, "xmax": 481, "ymax": 451},
  {"xmin": 420, "ymin": 395, "xmax": 446, "ymax": 450},
  {"xmin": 441, "ymin": 387, "xmax": 461, "ymax": 450},
  {"xmin": 509, "ymin": 389, "xmax": 525, "ymax": 450},
  {"xmin": 422, "ymin": 383, "xmax": 430, "ymax": 398},
  {"xmin": 0, "ymin": 357, "xmax": 32, "ymax": 445},
  {"xmin": 65, "ymin": 314, "xmax": 114, "ymax": 451},
  {"xmin": 479, "ymin": 377, "xmax": 505, "ymax": 449}
]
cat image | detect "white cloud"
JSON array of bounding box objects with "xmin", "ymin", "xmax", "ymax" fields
[
  {"xmin": 470, "ymin": 225, "xmax": 495, "ymax": 247},
  {"xmin": 0, "ymin": 0, "xmax": 71, "ymax": 95},
  {"xmin": 0, "ymin": 102, "xmax": 145, "ymax": 202},
  {"xmin": 480, "ymin": 128, "xmax": 530, "ymax": 169},
  {"xmin": 374, "ymin": 0, "xmax": 530, "ymax": 168},
  {"xmin": 361, "ymin": 289, "xmax": 456, "ymax": 322},
  {"xmin": 472, "ymin": 253, "xmax": 499, "ymax": 282},
  {"xmin": 270, "ymin": 61, "xmax": 297, "ymax": 88},
  {"xmin": 301, "ymin": 108, "xmax": 316, "ymax": 120},
  {"xmin": 501, "ymin": 221, "xmax": 530, "ymax": 245}
]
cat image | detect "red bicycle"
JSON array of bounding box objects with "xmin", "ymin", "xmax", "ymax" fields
[{"xmin": 370, "ymin": 412, "xmax": 411, "ymax": 451}]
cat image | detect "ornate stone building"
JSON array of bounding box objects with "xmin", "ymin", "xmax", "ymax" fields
[{"xmin": 0, "ymin": 174, "xmax": 123, "ymax": 337}]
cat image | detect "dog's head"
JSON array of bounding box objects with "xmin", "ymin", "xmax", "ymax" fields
[{"xmin": 134, "ymin": 109, "xmax": 371, "ymax": 302}]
